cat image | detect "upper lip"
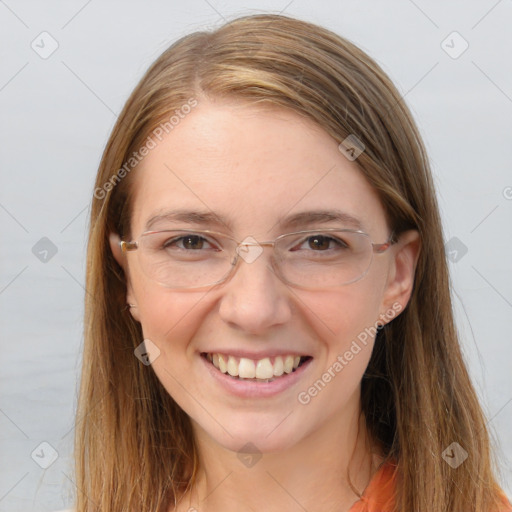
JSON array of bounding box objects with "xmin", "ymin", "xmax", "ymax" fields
[{"xmin": 200, "ymin": 349, "xmax": 312, "ymax": 359}]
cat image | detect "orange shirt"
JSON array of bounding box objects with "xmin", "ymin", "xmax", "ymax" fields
[
  {"xmin": 348, "ymin": 460, "xmax": 397, "ymax": 512},
  {"xmin": 348, "ymin": 460, "xmax": 511, "ymax": 512}
]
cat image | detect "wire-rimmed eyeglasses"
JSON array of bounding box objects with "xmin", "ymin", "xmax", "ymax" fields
[{"xmin": 119, "ymin": 228, "xmax": 395, "ymax": 289}]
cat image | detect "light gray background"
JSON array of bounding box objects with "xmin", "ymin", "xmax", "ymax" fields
[{"xmin": 1, "ymin": 1, "xmax": 511, "ymax": 510}]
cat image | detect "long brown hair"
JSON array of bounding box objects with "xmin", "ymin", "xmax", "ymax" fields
[{"xmin": 75, "ymin": 13, "xmax": 508, "ymax": 511}]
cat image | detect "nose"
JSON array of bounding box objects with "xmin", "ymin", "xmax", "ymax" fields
[{"xmin": 217, "ymin": 251, "xmax": 292, "ymax": 335}]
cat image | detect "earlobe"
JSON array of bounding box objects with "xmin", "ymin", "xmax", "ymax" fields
[{"xmin": 381, "ymin": 229, "xmax": 421, "ymax": 320}]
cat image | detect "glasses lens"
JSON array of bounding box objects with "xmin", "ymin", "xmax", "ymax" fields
[
  {"xmin": 139, "ymin": 230, "xmax": 234, "ymax": 288},
  {"xmin": 276, "ymin": 230, "xmax": 373, "ymax": 287}
]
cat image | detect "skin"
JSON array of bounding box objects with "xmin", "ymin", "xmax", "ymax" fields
[{"xmin": 110, "ymin": 97, "xmax": 420, "ymax": 512}]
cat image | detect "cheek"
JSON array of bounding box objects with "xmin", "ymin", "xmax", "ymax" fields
[
  {"xmin": 294, "ymin": 284, "xmax": 384, "ymax": 414},
  {"xmin": 302, "ymin": 278, "xmax": 385, "ymax": 341},
  {"xmin": 134, "ymin": 285, "xmax": 212, "ymax": 405},
  {"xmin": 135, "ymin": 284, "xmax": 206, "ymax": 346}
]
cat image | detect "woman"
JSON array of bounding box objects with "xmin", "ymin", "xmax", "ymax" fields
[{"xmin": 75, "ymin": 13, "xmax": 511, "ymax": 511}]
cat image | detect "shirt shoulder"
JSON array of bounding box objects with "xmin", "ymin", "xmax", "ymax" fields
[{"xmin": 348, "ymin": 462, "xmax": 512, "ymax": 512}]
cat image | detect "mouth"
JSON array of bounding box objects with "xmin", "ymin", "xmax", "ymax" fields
[{"xmin": 201, "ymin": 352, "xmax": 313, "ymax": 383}]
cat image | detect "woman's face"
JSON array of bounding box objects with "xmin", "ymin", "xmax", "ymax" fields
[{"xmin": 112, "ymin": 98, "xmax": 413, "ymax": 454}]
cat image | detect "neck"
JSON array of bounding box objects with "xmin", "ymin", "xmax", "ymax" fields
[{"xmin": 175, "ymin": 407, "xmax": 383, "ymax": 512}]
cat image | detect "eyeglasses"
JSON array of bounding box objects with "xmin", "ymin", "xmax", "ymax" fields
[{"xmin": 120, "ymin": 228, "xmax": 395, "ymax": 290}]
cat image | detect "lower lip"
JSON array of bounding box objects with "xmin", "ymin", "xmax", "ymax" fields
[{"xmin": 200, "ymin": 354, "xmax": 313, "ymax": 399}]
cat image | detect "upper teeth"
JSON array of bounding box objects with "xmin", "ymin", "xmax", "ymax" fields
[{"xmin": 206, "ymin": 353, "xmax": 302, "ymax": 379}]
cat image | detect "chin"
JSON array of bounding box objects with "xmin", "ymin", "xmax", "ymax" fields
[{"xmin": 195, "ymin": 410, "xmax": 308, "ymax": 455}]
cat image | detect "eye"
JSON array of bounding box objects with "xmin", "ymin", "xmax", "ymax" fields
[
  {"xmin": 294, "ymin": 234, "xmax": 349, "ymax": 251},
  {"xmin": 163, "ymin": 234, "xmax": 218, "ymax": 251}
]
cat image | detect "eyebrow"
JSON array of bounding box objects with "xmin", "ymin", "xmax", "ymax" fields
[
  {"xmin": 276, "ymin": 210, "xmax": 363, "ymax": 231},
  {"xmin": 145, "ymin": 209, "xmax": 230, "ymax": 231},
  {"xmin": 144, "ymin": 208, "xmax": 364, "ymax": 232}
]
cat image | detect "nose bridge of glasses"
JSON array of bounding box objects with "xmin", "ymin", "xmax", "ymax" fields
[
  {"xmin": 231, "ymin": 236, "xmax": 276, "ymax": 268},
  {"xmin": 225, "ymin": 239, "xmax": 287, "ymax": 295},
  {"xmin": 237, "ymin": 238, "xmax": 275, "ymax": 249}
]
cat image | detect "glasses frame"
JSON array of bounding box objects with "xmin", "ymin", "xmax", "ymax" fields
[{"xmin": 119, "ymin": 228, "xmax": 396, "ymax": 289}]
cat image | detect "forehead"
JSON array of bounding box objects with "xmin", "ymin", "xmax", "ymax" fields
[{"xmin": 130, "ymin": 98, "xmax": 387, "ymax": 237}]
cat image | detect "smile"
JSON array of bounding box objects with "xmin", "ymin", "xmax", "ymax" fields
[{"xmin": 201, "ymin": 352, "xmax": 312, "ymax": 382}]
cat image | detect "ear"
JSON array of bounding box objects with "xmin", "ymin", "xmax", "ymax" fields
[
  {"xmin": 109, "ymin": 232, "xmax": 140, "ymax": 322},
  {"xmin": 379, "ymin": 230, "xmax": 421, "ymax": 323},
  {"xmin": 109, "ymin": 232, "xmax": 125, "ymax": 267}
]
